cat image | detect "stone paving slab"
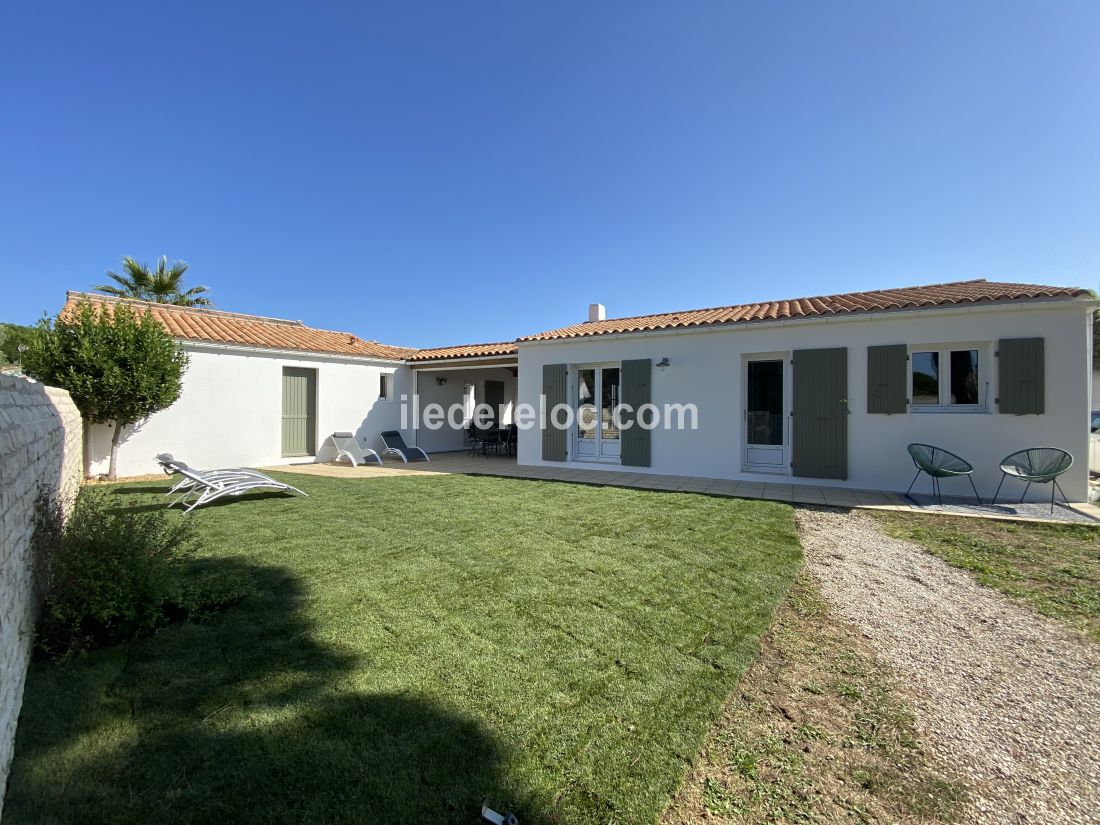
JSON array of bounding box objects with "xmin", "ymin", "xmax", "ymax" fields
[{"xmin": 267, "ymin": 453, "xmax": 1100, "ymax": 525}]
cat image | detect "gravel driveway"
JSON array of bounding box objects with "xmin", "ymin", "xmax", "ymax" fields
[{"xmin": 796, "ymin": 506, "xmax": 1100, "ymax": 825}]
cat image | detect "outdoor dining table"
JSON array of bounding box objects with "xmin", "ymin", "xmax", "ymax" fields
[{"xmin": 468, "ymin": 428, "xmax": 503, "ymax": 456}]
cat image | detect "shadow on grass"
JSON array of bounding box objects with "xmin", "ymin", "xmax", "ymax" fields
[
  {"xmin": 5, "ymin": 557, "xmax": 523, "ymax": 825},
  {"xmin": 106, "ymin": 483, "xmax": 174, "ymax": 495}
]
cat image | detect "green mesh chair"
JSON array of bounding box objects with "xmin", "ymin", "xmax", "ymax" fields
[
  {"xmin": 905, "ymin": 443, "xmax": 981, "ymax": 506},
  {"xmin": 991, "ymin": 448, "xmax": 1073, "ymax": 514}
]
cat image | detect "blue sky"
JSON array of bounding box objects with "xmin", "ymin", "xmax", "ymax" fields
[{"xmin": 2, "ymin": 1, "xmax": 1098, "ymax": 347}]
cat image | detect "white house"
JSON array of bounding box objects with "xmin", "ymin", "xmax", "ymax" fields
[
  {"xmin": 66, "ymin": 279, "xmax": 1095, "ymax": 501},
  {"xmin": 66, "ymin": 294, "xmax": 417, "ymax": 478},
  {"xmin": 66, "ymin": 292, "xmax": 519, "ymax": 478},
  {"xmin": 514, "ymin": 280, "xmax": 1096, "ymax": 501}
]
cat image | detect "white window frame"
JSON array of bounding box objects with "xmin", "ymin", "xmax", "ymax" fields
[
  {"xmin": 740, "ymin": 351, "xmax": 792, "ymax": 475},
  {"xmin": 570, "ymin": 361, "xmax": 622, "ymax": 464},
  {"xmin": 909, "ymin": 342, "xmax": 990, "ymax": 413},
  {"xmin": 462, "ymin": 383, "xmax": 476, "ymax": 426}
]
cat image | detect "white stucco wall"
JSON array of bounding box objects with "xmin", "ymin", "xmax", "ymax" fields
[
  {"xmin": 411, "ymin": 366, "xmax": 518, "ymax": 453},
  {"xmin": 517, "ymin": 300, "xmax": 1094, "ymax": 500},
  {"xmin": 88, "ymin": 344, "xmax": 412, "ymax": 477}
]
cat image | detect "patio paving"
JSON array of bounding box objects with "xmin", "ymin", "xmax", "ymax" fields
[
  {"xmin": 902, "ymin": 492, "xmax": 1099, "ymax": 524},
  {"xmin": 270, "ymin": 453, "xmax": 1100, "ymax": 525}
]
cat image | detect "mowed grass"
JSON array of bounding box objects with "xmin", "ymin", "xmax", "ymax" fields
[
  {"xmin": 664, "ymin": 577, "xmax": 967, "ymax": 824},
  {"xmin": 872, "ymin": 511, "xmax": 1100, "ymax": 641},
  {"xmin": 5, "ymin": 473, "xmax": 801, "ymax": 825}
]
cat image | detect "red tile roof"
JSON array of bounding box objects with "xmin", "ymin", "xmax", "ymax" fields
[
  {"xmin": 518, "ymin": 279, "xmax": 1091, "ymax": 342},
  {"xmin": 408, "ymin": 341, "xmax": 519, "ymax": 361},
  {"xmin": 63, "ymin": 279, "xmax": 1091, "ymax": 364},
  {"xmin": 62, "ymin": 293, "xmax": 417, "ymax": 361}
]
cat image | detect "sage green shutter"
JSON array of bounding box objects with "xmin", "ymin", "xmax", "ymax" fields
[
  {"xmin": 541, "ymin": 364, "xmax": 567, "ymax": 461},
  {"xmin": 866, "ymin": 344, "xmax": 907, "ymax": 414},
  {"xmin": 998, "ymin": 338, "xmax": 1045, "ymax": 414},
  {"xmin": 281, "ymin": 367, "xmax": 317, "ymax": 456},
  {"xmin": 791, "ymin": 347, "xmax": 848, "ymax": 479},
  {"xmin": 620, "ymin": 358, "xmax": 651, "ymax": 467}
]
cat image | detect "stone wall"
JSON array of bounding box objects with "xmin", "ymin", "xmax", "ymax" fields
[{"xmin": 0, "ymin": 374, "xmax": 82, "ymax": 811}]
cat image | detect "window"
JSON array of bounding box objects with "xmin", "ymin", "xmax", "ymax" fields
[
  {"xmin": 462, "ymin": 383, "xmax": 476, "ymax": 426},
  {"xmin": 910, "ymin": 347, "xmax": 984, "ymax": 409},
  {"xmin": 911, "ymin": 352, "xmax": 940, "ymax": 405},
  {"xmin": 379, "ymin": 373, "xmax": 391, "ymax": 400},
  {"xmin": 573, "ymin": 364, "xmax": 622, "ymax": 461},
  {"xmin": 577, "ymin": 368, "xmax": 596, "ymax": 439},
  {"xmin": 746, "ymin": 360, "xmax": 784, "ymax": 445}
]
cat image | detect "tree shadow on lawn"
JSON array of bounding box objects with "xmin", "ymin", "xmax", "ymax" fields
[
  {"xmin": 107, "ymin": 483, "xmax": 174, "ymax": 495},
  {"xmin": 5, "ymin": 557, "xmax": 527, "ymax": 825},
  {"xmin": 106, "ymin": 488, "xmax": 304, "ymax": 514}
]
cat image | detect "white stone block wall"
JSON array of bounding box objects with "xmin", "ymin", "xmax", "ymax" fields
[{"xmin": 0, "ymin": 374, "xmax": 82, "ymax": 812}]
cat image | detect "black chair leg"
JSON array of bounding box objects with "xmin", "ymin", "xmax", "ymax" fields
[
  {"xmin": 991, "ymin": 473, "xmax": 1006, "ymax": 506},
  {"xmin": 905, "ymin": 468, "xmax": 922, "ymax": 499},
  {"xmin": 906, "ymin": 468, "xmax": 924, "ymax": 501},
  {"xmin": 1050, "ymin": 482, "xmax": 1056, "ymax": 515},
  {"xmin": 967, "ymin": 474, "xmax": 982, "ymax": 505},
  {"xmin": 1018, "ymin": 481, "xmax": 1031, "ymax": 504},
  {"xmin": 934, "ymin": 476, "xmax": 942, "ymax": 507},
  {"xmin": 1054, "ymin": 479, "xmax": 1069, "ymax": 506}
]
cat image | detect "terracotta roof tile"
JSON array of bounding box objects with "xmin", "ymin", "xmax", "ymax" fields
[
  {"xmin": 518, "ymin": 279, "xmax": 1091, "ymax": 342},
  {"xmin": 61, "ymin": 278, "xmax": 1092, "ymax": 364},
  {"xmin": 61, "ymin": 293, "xmax": 417, "ymax": 361},
  {"xmin": 408, "ymin": 341, "xmax": 519, "ymax": 361}
]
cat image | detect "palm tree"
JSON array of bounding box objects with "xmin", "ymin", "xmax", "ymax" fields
[{"xmin": 95, "ymin": 256, "xmax": 214, "ymax": 307}]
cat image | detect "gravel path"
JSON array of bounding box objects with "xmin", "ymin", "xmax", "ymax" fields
[{"xmin": 796, "ymin": 506, "xmax": 1100, "ymax": 825}]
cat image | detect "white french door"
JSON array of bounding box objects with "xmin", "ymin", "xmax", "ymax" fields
[
  {"xmin": 575, "ymin": 365, "xmax": 621, "ymax": 462},
  {"xmin": 743, "ymin": 355, "xmax": 789, "ymax": 472}
]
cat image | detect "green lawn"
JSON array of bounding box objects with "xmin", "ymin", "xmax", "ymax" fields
[
  {"xmin": 872, "ymin": 511, "xmax": 1100, "ymax": 641},
  {"xmin": 5, "ymin": 473, "xmax": 801, "ymax": 825}
]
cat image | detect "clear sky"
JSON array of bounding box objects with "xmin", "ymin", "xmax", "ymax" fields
[{"xmin": 2, "ymin": 1, "xmax": 1098, "ymax": 347}]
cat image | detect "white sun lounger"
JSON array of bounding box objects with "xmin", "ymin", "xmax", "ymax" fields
[
  {"xmin": 155, "ymin": 454, "xmax": 307, "ymax": 512},
  {"xmin": 155, "ymin": 453, "xmax": 271, "ymax": 494},
  {"xmin": 318, "ymin": 432, "xmax": 383, "ymax": 467}
]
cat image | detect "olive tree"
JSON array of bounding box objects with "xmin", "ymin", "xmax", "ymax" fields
[{"xmin": 24, "ymin": 301, "xmax": 189, "ymax": 479}]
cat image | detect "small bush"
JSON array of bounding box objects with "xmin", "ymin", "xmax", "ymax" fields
[
  {"xmin": 30, "ymin": 487, "xmax": 65, "ymax": 606},
  {"xmin": 36, "ymin": 488, "xmax": 200, "ymax": 655}
]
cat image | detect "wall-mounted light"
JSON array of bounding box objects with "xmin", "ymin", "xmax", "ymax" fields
[
  {"xmin": 436, "ymin": 376, "xmax": 448, "ymax": 386},
  {"xmin": 656, "ymin": 357, "xmax": 671, "ymax": 371}
]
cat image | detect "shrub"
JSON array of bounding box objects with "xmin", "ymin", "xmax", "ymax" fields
[{"xmin": 36, "ymin": 488, "xmax": 200, "ymax": 655}]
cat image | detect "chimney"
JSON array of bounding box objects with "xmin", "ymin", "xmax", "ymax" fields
[{"xmin": 588, "ymin": 303, "xmax": 606, "ymax": 323}]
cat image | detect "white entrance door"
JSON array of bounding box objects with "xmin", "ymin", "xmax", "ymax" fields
[
  {"xmin": 744, "ymin": 357, "xmax": 788, "ymax": 472},
  {"xmin": 575, "ymin": 365, "xmax": 621, "ymax": 462}
]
